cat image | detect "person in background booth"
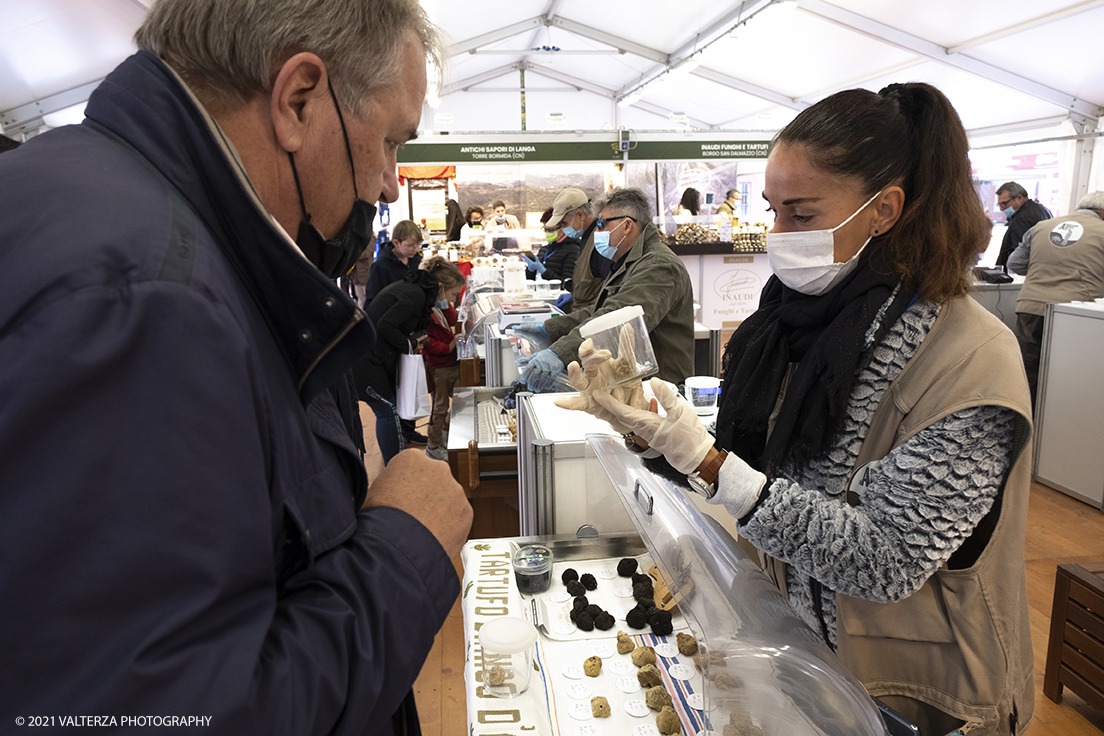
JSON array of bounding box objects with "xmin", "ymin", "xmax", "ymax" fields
[
  {"xmin": 995, "ymin": 181, "xmax": 1052, "ymax": 269},
  {"xmin": 422, "ymin": 258, "xmax": 467, "ymax": 461},
  {"xmin": 359, "ymin": 257, "xmax": 464, "ymax": 465},
  {"xmin": 487, "ymin": 200, "xmax": 520, "ymax": 230},
  {"xmin": 562, "ymin": 83, "xmax": 1035, "ymax": 736},
  {"xmin": 674, "ymin": 187, "xmax": 700, "ymax": 216},
  {"xmin": 716, "ymin": 188, "xmax": 740, "ymax": 217},
  {"xmin": 553, "ymin": 187, "xmax": 603, "ymax": 313},
  {"xmin": 517, "ymin": 187, "xmax": 695, "ymax": 393},
  {"xmin": 444, "ymin": 198, "xmax": 463, "ymax": 242},
  {"xmin": 522, "ymin": 206, "xmax": 581, "ymax": 290},
  {"xmin": 359, "ymin": 218, "xmax": 429, "ymax": 446},
  {"xmin": 0, "ymin": 0, "xmax": 472, "ymax": 733},
  {"xmin": 458, "ymin": 205, "xmax": 484, "ymax": 250},
  {"xmin": 1007, "ymin": 191, "xmax": 1104, "ymax": 408},
  {"xmin": 363, "ymin": 218, "xmax": 423, "ymax": 306}
]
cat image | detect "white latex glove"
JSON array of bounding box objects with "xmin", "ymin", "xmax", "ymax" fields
[
  {"xmin": 554, "ymin": 338, "xmax": 646, "ymax": 435},
  {"xmin": 592, "ymin": 378, "xmax": 715, "ymax": 474},
  {"xmin": 707, "ymin": 453, "xmax": 768, "ymax": 521}
]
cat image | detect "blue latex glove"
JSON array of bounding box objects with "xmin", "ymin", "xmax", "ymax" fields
[
  {"xmin": 520, "ymin": 252, "xmax": 546, "ymax": 274},
  {"xmin": 554, "ymin": 292, "xmax": 573, "ymax": 311},
  {"xmin": 507, "ymin": 322, "xmax": 550, "ymax": 347},
  {"xmin": 522, "ymin": 349, "xmax": 565, "ymax": 393}
]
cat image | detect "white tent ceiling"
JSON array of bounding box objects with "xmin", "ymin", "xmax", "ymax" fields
[{"xmin": 1, "ymin": 0, "xmax": 1102, "ymax": 141}]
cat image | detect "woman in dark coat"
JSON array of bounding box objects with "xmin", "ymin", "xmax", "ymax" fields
[
  {"xmin": 445, "ymin": 199, "xmax": 463, "ymax": 242},
  {"xmin": 356, "ymin": 259, "xmax": 465, "ymax": 464}
]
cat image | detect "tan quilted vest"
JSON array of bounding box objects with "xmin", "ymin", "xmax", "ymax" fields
[{"xmin": 763, "ymin": 296, "xmax": 1034, "ymax": 735}]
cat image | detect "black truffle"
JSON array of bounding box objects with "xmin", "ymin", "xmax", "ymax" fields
[
  {"xmin": 594, "ymin": 611, "xmax": 616, "ymax": 630},
  {"xmin": 626, "ymin": 606, "xmax": 649, "ymax": 630},
  {"xmin": 648, "ymin": 608, "xmax": 674, "ymax": 636},
  {"xmin": 572, "ymin": 596, "xmax": 589, "ymax": 613},
  {"xmin": 617, "ymin": 558, "xmax": 639, "ymax": 577},
  {"xmin": 561, "ymin": 568, "xmax": 579, "ymax": 585},
  {"xmin": 566, "ymin": 580, "xmax": 586, "ymax": 597},
  {"xmin": 575, "ymin": 611, "xmax": 595, "ymax": 631},
  {"xmin": 580, "ymin": 573, "xmax": 598, "ymax": 590},
  {"xmin": 632, "ymin": 572, "xmax": 651, "ymax": 587},
  {"xmin": 633, "ymin": 582, "xmax": 654, "ymax": 603},
  {"xmin": 585, "ymin": 604, "xmax": 604, "ymax": 619}
]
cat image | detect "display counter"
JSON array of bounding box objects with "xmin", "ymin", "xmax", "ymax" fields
[
  {"xmin": 1034, "ymin": 301, "xmax": 1104, "ymax": 509},
  {"xmin": 459, "ymin": 435, "xmax": 888, "ymax": 736},
  {"xmin": 970, "ymin": 277, "xmax": 1023, "ymax": 331},
  {"xmin": 515, "ymin": 392, "xmax": 636, "ymax": 537},
  {"xmin": 448, "ymin": 386, "xmax": 522, "ymax": 538}
]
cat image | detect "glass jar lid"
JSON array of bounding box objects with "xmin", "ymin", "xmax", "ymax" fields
[
  {"xmin": 512, "ymin": 544, "xmax": 553, "ymax": 574},
  {"xmin": 480, "ymin": 616, "xmax": 537, "ymax": 655}
]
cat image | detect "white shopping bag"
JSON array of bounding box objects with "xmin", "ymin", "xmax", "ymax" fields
[{"xmin": 396, "ymin": 353, "xmax": 432, "ymax": 420}]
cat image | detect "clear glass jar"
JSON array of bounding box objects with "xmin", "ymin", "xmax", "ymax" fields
[
  {"xmin": 479, "ymin": 617, "xmax": 538, "ymax": 699},
  {"xmin": 578, "ymin": 305, "xmax": 658, "ymax": 389},
  {"xmin": 512, "ymin": 544, "xmax": 553, "ymax": 594}
]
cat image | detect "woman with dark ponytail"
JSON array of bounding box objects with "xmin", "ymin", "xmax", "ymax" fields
[{"xmin": 562, "ymin": 83, "xmax": 1034, "ymax": 735}]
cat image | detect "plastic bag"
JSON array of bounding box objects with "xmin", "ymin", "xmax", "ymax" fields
[{"xmin": 396, "ymin": 353, "xmax": 432, "ymax": 420}]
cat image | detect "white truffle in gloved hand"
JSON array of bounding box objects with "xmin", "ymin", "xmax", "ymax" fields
[
  {"xmin": 553, "ymin": 338, "xmax": 646, "ymax": 434},
  {"xmin": 591, "ymin": 378, "xmax": 715, "ymax": 474}
]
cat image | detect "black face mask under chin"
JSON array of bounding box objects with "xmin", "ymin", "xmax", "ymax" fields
[{"xmin": 287, "ymin": 80, "xmax": 378, "ymax": 279}]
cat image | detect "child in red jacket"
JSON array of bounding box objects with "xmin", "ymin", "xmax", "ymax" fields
[{"xmin": 423, "ymin": 267, "xmax": 465, "ymax": 461}]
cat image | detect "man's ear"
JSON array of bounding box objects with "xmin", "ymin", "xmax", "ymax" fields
[{"xmin": 270, "ymin": 52, "xmax": 329, "ymax": 153}]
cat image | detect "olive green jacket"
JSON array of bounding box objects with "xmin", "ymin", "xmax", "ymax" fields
[
  {"xmin": 545, "ymin": 223, "xmax": 695, "ymax": 384},
  {"xmin": 569, "ymin": 222, "xmax": 602, "ymax": 312}
]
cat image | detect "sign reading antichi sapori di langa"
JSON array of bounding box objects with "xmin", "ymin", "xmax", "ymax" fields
[{"xmin": 397, "ymin": 138, "xmax": 771, "ymax": 164}]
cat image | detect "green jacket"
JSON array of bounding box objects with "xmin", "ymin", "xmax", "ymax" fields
[
  {"xmin": 569, "ymin": 222, "xmax": 602, "ymax": 312},
  {"xmin": 717, "ymin": 200, "xmax": 735, "ymax": 216},
  {"xmin": 545, "ymin": 223, "xmax": 695, "ymax": 384}
]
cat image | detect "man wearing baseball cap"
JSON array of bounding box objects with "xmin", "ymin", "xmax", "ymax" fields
[{"xmin": 548, "ymin": 187, "xmax": 609, "ymax": 312}]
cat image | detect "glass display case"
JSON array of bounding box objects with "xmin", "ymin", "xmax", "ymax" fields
[{"xmin": 587, "ymin": 433, "xmax": 889, "ymax": 735}]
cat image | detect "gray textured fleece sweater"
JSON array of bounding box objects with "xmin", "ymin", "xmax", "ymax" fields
[{"xmin": 722, "ymin": 297, "xmax": 1016, "ymax": 647}]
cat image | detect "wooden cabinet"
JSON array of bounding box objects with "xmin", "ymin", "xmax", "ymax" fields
[{"xmin": 1044, "ymin": 562, "xmax": 1104, "ymax": 714}]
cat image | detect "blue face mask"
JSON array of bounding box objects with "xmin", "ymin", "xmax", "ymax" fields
[
  {"xmin": 1002, "ymin": 206, "xmax": 1016, "ymax": 218},
  {"xmin": 436, "ymin": 298, "xmax": 449, "ymax": 309},
  {"xmin": 593, "ymin": 231, "xmax": 619, "ymax": 260}
]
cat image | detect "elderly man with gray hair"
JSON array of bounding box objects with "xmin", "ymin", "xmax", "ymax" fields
[
  {"xmin": 0, "ymin": 1, "xmax": 473, "ymax": 733},
  {"xmin": 519, "ymin": 187, "xmax": 696, "ymax": 392},
  {"xmin": 1007, "ymin": 190, "xmax": 1104, "ymax": 407}
]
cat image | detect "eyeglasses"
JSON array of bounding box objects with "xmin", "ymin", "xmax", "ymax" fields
[
  {"xmin": 595, "ymin": 215, "xmax": 635, "ymax": 230},
  {"xmin": 997, "ymin": 195, "xmax": 1018, "ymax": 209}
]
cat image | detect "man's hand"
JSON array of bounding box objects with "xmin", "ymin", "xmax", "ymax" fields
[{"xmin": 362, "ymin": 450, "xmax": 472, "ymax": 558}]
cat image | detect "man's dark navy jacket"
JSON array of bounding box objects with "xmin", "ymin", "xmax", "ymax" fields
[{"xmin": 0, "ymin": 52, "xmax": 457, "ymax": 734}]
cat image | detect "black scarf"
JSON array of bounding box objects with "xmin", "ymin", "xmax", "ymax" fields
[{"xmin": 715, "ymin": 254, "xmax": 914, "ymax": 476}]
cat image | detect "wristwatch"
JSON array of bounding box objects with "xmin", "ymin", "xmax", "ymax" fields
[
  {"xmin": 623, "ymin": 432, "xmax": 646, "ymax": 454},
  {"xmin": 686, "ymin": 451, "xmax": 728, "ymax": 498}
]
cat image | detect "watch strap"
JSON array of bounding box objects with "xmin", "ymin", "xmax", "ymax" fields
[{"xmin": 695, "ymin": 450, "xmax": 728, "ymax": 487}]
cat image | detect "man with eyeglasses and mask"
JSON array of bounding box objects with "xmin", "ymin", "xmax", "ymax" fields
[
  {"xmin": 0, "ymin": 1, "xmax": 472, "ymax": 734},
  {"xmin": 995, "ymin": 181, "xmax": 1052, "ymax": 269},
  {"xmin": 518, "ymin": 187, "xmax": 696, "ymax": 392}
]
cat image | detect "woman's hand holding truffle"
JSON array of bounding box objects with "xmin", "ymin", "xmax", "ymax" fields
[
  {"xmin": 554, "ymin": 338, "xmax": 646, "ymax": 434},
  {"xmin": 591, "ymin": 378, "xmax": 715, "ymax": 474}
]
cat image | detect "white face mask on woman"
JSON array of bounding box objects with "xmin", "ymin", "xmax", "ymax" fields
[{"xmin": 766, "ymin": 190, "xmax": 882, "ymax": 296}]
